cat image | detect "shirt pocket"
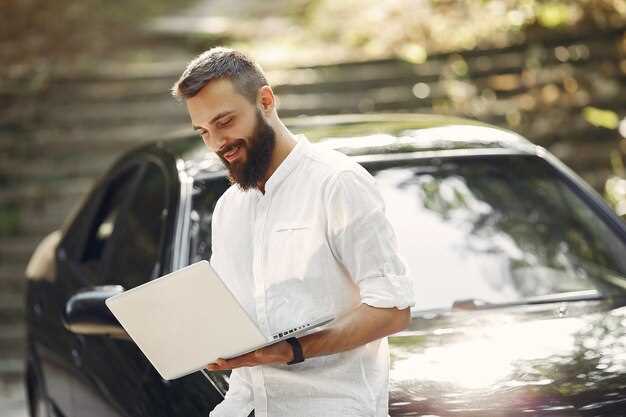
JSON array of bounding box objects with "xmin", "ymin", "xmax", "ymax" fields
[
  {"xmin": 274, "ymin": 224, "xmax": 310, "ymax": 233},
  {"xmin": 267, "ymin": 223, "xmax": 312, "ymax": 280}
]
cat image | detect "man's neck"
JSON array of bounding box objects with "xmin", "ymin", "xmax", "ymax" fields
[{"xmin": 256, "ymin": 129, "xmax": 298, "ymax": 194}]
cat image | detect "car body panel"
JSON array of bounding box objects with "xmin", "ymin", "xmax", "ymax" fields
[{"xmin": 389, "ymin": 298, "xmax": 626, "ymax": 416}]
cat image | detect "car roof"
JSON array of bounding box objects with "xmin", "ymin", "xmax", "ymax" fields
[{"xmin": 149, "ymin": 113, "xmax": 535, "ymax": 178}]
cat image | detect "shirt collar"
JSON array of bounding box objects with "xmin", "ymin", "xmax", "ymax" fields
[{"xmin": 262, "ymin": 134, "xmax": 310, "ymax": 196}]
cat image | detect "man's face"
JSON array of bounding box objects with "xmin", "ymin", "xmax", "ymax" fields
[{"xmin": 186, "ymin": 78, "xmax": 276, "ymax": 190}]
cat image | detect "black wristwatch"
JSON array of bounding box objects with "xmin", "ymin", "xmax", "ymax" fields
[{"xmin": 285, "ymin": 337, "xmax": 305, "ymax": 365}]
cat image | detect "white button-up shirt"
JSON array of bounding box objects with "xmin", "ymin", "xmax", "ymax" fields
[{"xmin": 208, "ymin": 134, "xmax": 415, "ymax": 417}]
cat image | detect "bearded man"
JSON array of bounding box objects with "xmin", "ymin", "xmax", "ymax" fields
[{"xmin": 171, "ymin": 47, "xmax": 415, "ymax": 417}]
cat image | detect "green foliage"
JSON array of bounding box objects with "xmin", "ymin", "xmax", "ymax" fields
[
  {"xmin": 299, "ymin": 0, "xmax": 626, "ymax": 57},
  {"xmin": 536, "ymin": 2, "xmax": 579, "ymax": 28},
  {"xmin": 583, "ymin": 107, "xmax": 620, "ymax": 129}
]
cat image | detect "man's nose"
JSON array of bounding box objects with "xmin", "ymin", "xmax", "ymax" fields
[{"xmin": 203, "ymin": 129, "xmax": 226, "ymax": 153}]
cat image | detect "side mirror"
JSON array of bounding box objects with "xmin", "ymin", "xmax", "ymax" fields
[{"xmin": 63, "ymin": 285, "xmax": 130, "ymax": 340}]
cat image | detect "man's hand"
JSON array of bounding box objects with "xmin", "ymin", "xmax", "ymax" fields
[{"xmin": 206, "ymin": 339, "xmax": 294, "ymax": 371}]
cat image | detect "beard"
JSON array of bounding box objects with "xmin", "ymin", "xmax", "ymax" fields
[{"xmin": 218, "ymin": 110, "xmax": 276, "ymax": 191}]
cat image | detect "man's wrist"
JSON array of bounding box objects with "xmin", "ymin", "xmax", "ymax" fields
[
  {"xmin": 281, "ymin": 340, "xmax": 295, "ymax": 363},
  {"xmin": 285, "ymin": 337, "xmax": 305, "ymax": 365}
]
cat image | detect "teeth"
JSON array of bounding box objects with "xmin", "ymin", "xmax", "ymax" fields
[{"xmin": 225, "ymin": 144, "xmax": 239, "ymax": 158}]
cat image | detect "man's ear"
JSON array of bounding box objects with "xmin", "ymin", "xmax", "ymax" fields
[{"xmin": 257, "ymin": 85, "xmax": 276, "ymax": 113}]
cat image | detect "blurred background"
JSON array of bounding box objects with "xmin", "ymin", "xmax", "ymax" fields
[{"xmin": 1, "ymin": 0, "xmax": 625, "ymax": 415}]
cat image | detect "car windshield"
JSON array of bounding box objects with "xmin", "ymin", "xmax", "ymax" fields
[
  {"xmin": 189, "ymin": 153, "xmax": 626, "ymax": 312},
  {"xmin": 371, "ymin": 154, "xmax": 626, "ymax": 311}
]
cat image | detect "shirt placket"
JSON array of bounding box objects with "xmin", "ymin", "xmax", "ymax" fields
[
  {"xmin": 252, "ymin": 194, "xmax": 272, "ymax": 336},
  {"xmin": 251, "ymin": 193, "xmax": 271, "ymax": 416}
]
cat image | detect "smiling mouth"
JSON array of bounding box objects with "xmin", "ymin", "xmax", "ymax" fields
[{"xmin": 220, "ymin": 140, "xmax": 245, "ymax": 162}]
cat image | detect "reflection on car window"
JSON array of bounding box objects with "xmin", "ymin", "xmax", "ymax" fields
[
  {"xmin": 372, "ymin": 155, "xmax": 626, "ymax": 311},
  {"xmin": 96, "ymin": 211, "xmax": 117, "ymax": 240},
  {"xmin": 107, "ymin": 163, "xmax": 169, "ymax": 289},
  {"xmin": 189, "ymin": 177, "xmax": 231, "ymax": 264},
  {"xmin": 81, "ymin": 166, "xmax": 139, "ymax": 268}
]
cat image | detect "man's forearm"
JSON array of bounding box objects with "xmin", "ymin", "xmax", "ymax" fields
[
  {"xmin": 205, "ymin": 303, "xmax": 411, "ymax": 371},
  {"xmin": 298, "ymin": 303, "xmax": 411, "ymax": 359}
]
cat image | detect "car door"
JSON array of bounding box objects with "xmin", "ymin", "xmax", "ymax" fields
[
  {"xmin": 69, "ymin": 159, "xmax": 181, "ymax": 417},
  {"xmin": 51, "ymin": 160, "xmax": 143, "ymax": 417}
]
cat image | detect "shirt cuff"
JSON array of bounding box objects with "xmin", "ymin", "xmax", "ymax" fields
[{"xmin": 358, "ymin": 269, "xmax": 415, "ymax": 310}]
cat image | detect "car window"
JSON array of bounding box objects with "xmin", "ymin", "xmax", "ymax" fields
[
  {"xmin": 371, "ymin": 154, "xmax": 626, "ymax": 311},
  {"xmin": 105, "ymin": 162, "xmax": 170, "ymax": 289},
  {"xmin": 77, "ymin": 164, "xmax": 142, "ymax": 276},
  {"xmin": 188, "ymin": 177, "xmax": 231, "ymax": 264}
]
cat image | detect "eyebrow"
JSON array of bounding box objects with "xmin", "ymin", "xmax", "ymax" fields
[{"xmin": 192, "ymin": 110, "xmax": 234, "ymax": 131}]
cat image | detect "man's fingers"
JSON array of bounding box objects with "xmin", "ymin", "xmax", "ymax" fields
[
  {"xmin": 205, "ymin": 351, "xmax": 266, "ymax": 371},
  {"xmin": 205, "ymin": 358, "xmax": 227, "ymax": 371}
]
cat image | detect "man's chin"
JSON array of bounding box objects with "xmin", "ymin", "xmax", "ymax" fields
[
  {"xmin": 229, "ymin": 177, "xmax": 257, "ymax": 191},
  {"xmin": 226, "ymin": 165, "xmax": 255, "ymax": 190}
]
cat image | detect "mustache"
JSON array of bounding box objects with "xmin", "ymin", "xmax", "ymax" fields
[{"xmin": 217, "ymin": 139, "xmax": 246, "ymax": 157}]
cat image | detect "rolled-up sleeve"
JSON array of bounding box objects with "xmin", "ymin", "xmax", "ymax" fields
[{"xmin": 324, "ymin": 168, "xmax": 415, "ymax": 310}]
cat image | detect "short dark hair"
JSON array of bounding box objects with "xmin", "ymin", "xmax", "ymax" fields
[{"xmin": 171, "ymin": 47, "xmax": 268, "ymax": 103}]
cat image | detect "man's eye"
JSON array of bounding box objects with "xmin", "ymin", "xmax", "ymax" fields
[{"xmin": 218, "ymin": 118, "xmax": 233, "ymax": 128}]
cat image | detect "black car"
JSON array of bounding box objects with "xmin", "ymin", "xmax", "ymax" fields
[{"xmin": 25, "ymin": 114, "xmax": 626, "ymax": 417}]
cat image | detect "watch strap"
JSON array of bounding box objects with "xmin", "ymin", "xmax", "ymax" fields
[{"xmin": 285, "ymin": 337, "xmax": 305, "ymax": 365}]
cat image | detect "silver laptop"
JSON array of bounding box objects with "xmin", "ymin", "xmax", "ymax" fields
[{"xmin": 105, "ymin": 260, "xmax": 334, "ymax": 380}]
